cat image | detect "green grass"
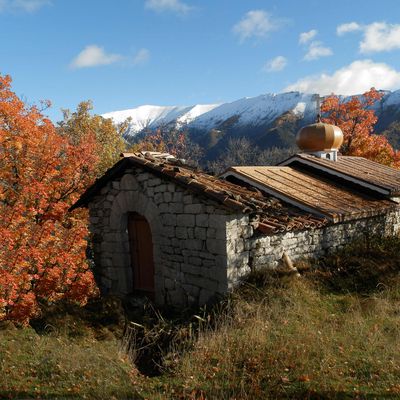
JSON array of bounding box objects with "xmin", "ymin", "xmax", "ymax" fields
[
  {"xmin": 0, "ymin": 298, "xmax": 140, "ymax": 399},
  {"xmin": 0, "ymin": 327, "xmax": 139, "ymax": 399},
  {"xmin": 2, "ymin": 235, "xmax": 400, "ymax": 399}
]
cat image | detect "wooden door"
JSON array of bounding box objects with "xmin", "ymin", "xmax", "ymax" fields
[{"xmin": 127, "ymin": 213, "xmax": 155, "ymax": 294}]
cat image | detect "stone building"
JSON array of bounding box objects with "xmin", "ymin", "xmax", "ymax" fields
[{"xmin": 72, "ymin": 120, "xmax": 400, "ymax": 307}]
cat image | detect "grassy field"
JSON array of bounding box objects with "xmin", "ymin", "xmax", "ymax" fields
[
  {"xmin": 0, "ymin": 298, "xmax": 141, "ymax": 399},
  {"xmin": 1, "ymin": 235, "xmax": 400, "ymax": 399}
]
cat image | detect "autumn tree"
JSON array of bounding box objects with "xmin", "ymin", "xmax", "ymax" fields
[
  {"xmin": 321, "ymin": 88, "xmax": 400, "ymax": 167},
  {"xmin": 129, "ymin": 126, "xmax": 203, "ymax": 165},
  {"xmin": 0, "ymin": 75, "xmax": 99, "ymax": 324},
  {"xmin": 58, "ymin": 100, "xmax": 127, "ymax": 177}
]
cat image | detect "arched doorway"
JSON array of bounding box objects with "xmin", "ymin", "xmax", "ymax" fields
[{"xmin": 127, "ymin": 212, "xmax": 155, "ymax": 297}]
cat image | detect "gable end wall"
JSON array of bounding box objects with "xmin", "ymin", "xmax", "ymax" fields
[{"xmin": 87, "ymin": 167, "xmax": 233, "ymax": 307}]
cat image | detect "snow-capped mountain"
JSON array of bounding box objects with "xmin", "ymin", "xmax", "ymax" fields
[
  {"xmin": 102, "ymin": 89, "xmax": 400, "ymax": 160},
  {"xmin": 102, "ymin": 104, "xmax": 219, "ymax": 134},
  {"xmin": 102, "ymin": 92, "xmax": 318, "ymax": 139}
]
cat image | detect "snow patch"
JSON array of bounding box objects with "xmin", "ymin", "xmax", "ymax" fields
[{"xmin": 292, "ymin": 102, "xmax": 306, "ymax": 116}]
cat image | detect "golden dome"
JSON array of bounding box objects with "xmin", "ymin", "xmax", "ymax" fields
[{"xmin": 296, "ymin": 122, "xmax": 343, "ymax": 152}]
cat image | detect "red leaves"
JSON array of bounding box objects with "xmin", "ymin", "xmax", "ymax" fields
[
  {"xmin": 130, "ymin": 128, "xmax": 191, "ymax": 158},
  {"xmin": 321, "ymin": 88, "xmax": 400, "ymax": 168},
  {"xmin": 0, "ymin": 74, "xmax": 99, "ymax": 324}
]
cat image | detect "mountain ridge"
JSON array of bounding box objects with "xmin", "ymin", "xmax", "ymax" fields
[{"xmin": 102, "ymin": 89, "xmax": 400, "ymax": 160}]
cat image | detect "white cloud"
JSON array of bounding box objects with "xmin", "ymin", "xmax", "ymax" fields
[
  {"xmin": 70, "ymin": 45, "xmax": 122, "ymax": 69},
  {"xmin": 233, "ymin": 10, "xmax": 281, "ymax": 42},
  {"xmin": 304, "ymin": 41, "xmax": 333, "ymax": 61},
  {"xmin": 263, "ymin": 56, "xmax": 287, "ymax": 72},
  {"xmin": 337, "ymin": 22, "xmax": 362, "ymax": 36},
  {"xmin": 360, "ymin": 22, "xmax": 400, "ymax": 53},
  {"xmin": 299, "ymin": 29, "xmax": 317, "ymax": 44},
  {"xmin": 0, "ymin": 0, "xmax": 50, "ymax": 12},
  {"xmin": 133, "ymin": 48, "xmax": 150, "ymax": 65},
  {"xmin": 337, "ymin": 21, "xmax": 400, "ymax": 53},
  {"xmin": 145, "ymin": 0, "xmax": 191, "ymax": 14},
  {"xmin": 285, "ymin": 60, "xmax": 400, "ymax": 95}
]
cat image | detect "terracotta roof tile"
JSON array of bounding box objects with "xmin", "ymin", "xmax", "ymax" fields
[{"xmin": 72, "ymin": 152, "xmax": 328, "ymax": 234}]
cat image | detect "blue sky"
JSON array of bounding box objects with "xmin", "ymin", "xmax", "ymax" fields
[{"xmin": 2, "ymin": 0, "xmax": 400, "ymax": 121}]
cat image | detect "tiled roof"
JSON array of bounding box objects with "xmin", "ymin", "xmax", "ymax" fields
[
  {"xmin": 223, "ymin": 166, "xmax": 397, "ymax": 223},
  {"xmin": 280, "ymin": 153, "xmax": 400, "ymax": 196},
  {"xmin": 72, "ymin": 152, "xmax": 328, "ymax": 234}
]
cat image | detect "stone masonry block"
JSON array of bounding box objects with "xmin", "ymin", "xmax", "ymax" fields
[
  {"xmin": 212, "ymin": 254, "xmax": 226, "ymax": 270},
  {"xmin": 184, "ymin": 204, "xmax": 205, "ymax": 214},
  {"xmin": 177, "ymin": 214, "xmax": 195, "ymax": 227},
  {"xmin": 147, "ymin": 178, "xmax": 162, "ymax": 187},
  {"xmin": 209, "ymin": 215, "xmax": 228, "ymax": 228},
  {"xmin": 188, "ymin": 256, "xmax": 202, "ymax": 266},
  {"xmin": 163, "ymin": 192, "xmax": 172, "ymax": 203},
  {"xmin": 186, "ymin": 239, "xmax": 204, "ymax": 251},
  {"xmin": 120, "ymin": 174, "xmax": 138, "ymax": 190},
  {"xmin": 182, "ymin": 284, "xmax": 200, "ymax": 299},
  {"xmin": 206, "ymin": 239, "xmax": 226, "ymax": 255},
  {"xmin": 199, "ymin": 288, "xmax": 215, "ymax": 305},
  {"xmin": 154, "ymin": 184, "xmax": 167, "ymax": 193},
  {"xmin": 163, "ymin": 226, "xmax": 175, "ymax": 237},
  {"xmin": 170, "ymin": 203, "xmax": 184, "ymax": 213},
  {"xmin": 241, "ymin": 225, "xmax": 254, "ymax": 239},
  {"xmin": 173, "ymin": 192, "xmax": 183, "ymax": 202},
  {"xmin": 207, "ymin": 228, "xmax": 217, "ymax": 238},
  {"xmin": 154, "ymin": 193, "xmax": 163, "ymax": 204},
  {"xmin": 161, "ymin": 214, "xmax": 176, "ymax": 226},
  {"xmin": 194, "ymin": 227, "xmax": 206, "ymax": 240},
  {"xmin": 176, "ymin": 227, "xmax": 187, "ymax": 239},
  {"xmin": 196, "ymin": 214, "xmax": 209, "ymax": 227},
  {"xmin": 136, "ymin": 172, "xmax": 150, "ymax": 182},
  {"xmin": 158, "ymin": 203, "xmax": 169, "ymax": 213},
  {"xmin": 183, "ymin": 195, "xmax": 193, "ymax": 204},
  {"xmin": 181, "ymin": 264, "xmax": 202, "ymax": 276}
]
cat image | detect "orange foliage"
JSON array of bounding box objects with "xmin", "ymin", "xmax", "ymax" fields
[
  {"xmin": 129, "ymin": 128, "xmax": 189, "ymax": 157},
  {"xmin": 0, "ymin": 75, "xmax": 99, "ymax": 324},
  {"xmin": 321, "ymin": 88, "xmax": 400, "ymax": 167}
]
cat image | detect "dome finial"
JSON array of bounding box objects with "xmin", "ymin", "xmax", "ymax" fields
[{"xmin": 296, "ymin": 95, "xmax": 343, "ymax": 162}]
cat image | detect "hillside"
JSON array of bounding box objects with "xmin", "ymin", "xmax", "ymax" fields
[{"xmin": 103, "ymin": 90, "xmax": 400, "ymax": 160}]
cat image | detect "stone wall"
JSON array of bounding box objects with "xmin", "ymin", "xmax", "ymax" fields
[
  {"xmin": 88, "ymin": 167, "xmax": 233, "ymax": 307},
  {"xmin": 226, "ymin": 210, "xmax": 400, "ymax": 284}
]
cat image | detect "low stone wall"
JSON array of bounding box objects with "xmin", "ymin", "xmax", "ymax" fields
[
  {"xmin": 88, "ymin": 167, "xmax": 232, "ymax": 307},
  {"xmin": 226, "ymin": 210, "xmax": 400, "ymax": 285}
]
